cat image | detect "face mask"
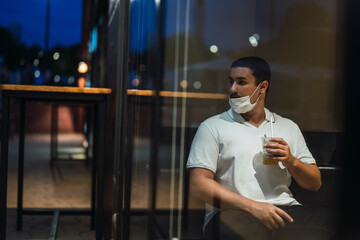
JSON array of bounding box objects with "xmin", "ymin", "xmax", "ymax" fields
[{"xmin": 229, "ymin": 84, "xmax": 262, "ymax": 114}]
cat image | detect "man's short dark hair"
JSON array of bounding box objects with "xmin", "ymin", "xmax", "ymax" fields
[{"xmin": 231, "ymin": 56, "xmax": 271, "ymax": 89}]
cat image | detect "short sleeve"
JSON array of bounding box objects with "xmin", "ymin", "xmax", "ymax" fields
[
  {"xmin": 186, "ymin": 122, "xmax": 219, "ymax": 173},
  {"xmin": 293, "ymin": 125, "xmax": 316, "ymax": 165}
]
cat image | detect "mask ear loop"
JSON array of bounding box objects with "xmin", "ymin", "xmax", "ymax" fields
[
  {"xmin": 250, "ymin": 83, "xmax": 262, "ymax": 98},
  {"xmin": 250, "ymin": 84, "xmax": 263, "ymax": 106}
]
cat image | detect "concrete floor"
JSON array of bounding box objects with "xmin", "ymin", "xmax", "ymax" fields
[
  {"xmin": 7, "ymin": 134, "xmax": 91, "ymax": 209},
  {"xmin": 5, "ymin": 133, "xmax": 205, "ymax": 240},
  {"xmin": 6, "ymin": 133, "xmax": 95, "ymax": 239}
]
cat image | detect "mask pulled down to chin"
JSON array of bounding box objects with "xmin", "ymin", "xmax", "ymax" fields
[{"xmin": 229, "ymin": 84, "xmax": 262, "ymax": 114}]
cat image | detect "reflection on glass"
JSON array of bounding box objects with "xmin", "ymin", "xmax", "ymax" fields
[{"xmin": 123, "ymin": 0, "xmax": 344, "ymax": 239}]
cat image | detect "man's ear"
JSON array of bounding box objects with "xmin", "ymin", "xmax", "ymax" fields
[{"xmin": 260, "ymin": 80, "xmax": 269, "ymax": 94}]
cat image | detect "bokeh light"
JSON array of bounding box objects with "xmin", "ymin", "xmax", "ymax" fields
[{"xmin": 78, "ymin": 61, "xmax": 88, "ymax": 73}]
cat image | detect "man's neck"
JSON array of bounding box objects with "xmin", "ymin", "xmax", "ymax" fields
[{"xmin": 241, "ymin": 106, "xmax": 266, "ymax": 128}]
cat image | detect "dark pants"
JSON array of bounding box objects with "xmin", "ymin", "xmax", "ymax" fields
[{"xmin": 204, "ymin": 205, "xmax": 338, "ymax": 240}]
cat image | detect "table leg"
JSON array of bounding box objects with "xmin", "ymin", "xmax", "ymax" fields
[
  {"xmin": 17, "ymin": 100, "xmax": 26, "ymax": 230},
  {"xmin": 95, "ymin": 101, "xmax": 105, "ymax": 240},
  {"xmin": 90, "ymin": 107, "xmax": 96, "ymax": 230},
  {"xmin": 123, "ymin": 97, "xmax": 134, "ymax": 240},
  {"xmin": 50, "ymin": 104, "xmax": 58, "ymax": 166},
  {"xmin": 0, "ymin": 94, "xmax": 10, "ymax": 239}
]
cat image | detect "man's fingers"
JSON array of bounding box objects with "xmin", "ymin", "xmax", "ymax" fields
[
  {"xmin": 273, "ymin": 214, "xmax": 286, "ymax": 228},
  {"xmin": 266, "ymin": 149, "xmax": 286, "ymax": 159},
  {"xmin": 264, "ymin": 216, "xmax": 282, "ymax": 230},
  {"xmin": 264, "ymin": 221, "xmax": 274, "ymax": 230},
  {"xmin": 276, "ymin": 208, "xmax": 293, "ymax": 223},
  {"xmin": 269, "ymin": 138, "xmax": 285, "ymax": 144},
  {"xmin": 265, "ymin": 143, "xmax": 286, "ymax": 150},
  {"xmin": 266, "ymin": 148, "xmax": 283, "ymax": 155},
  {"xmin": 270, "ymin": 219, "xmax": 280, "ymax": 229}
]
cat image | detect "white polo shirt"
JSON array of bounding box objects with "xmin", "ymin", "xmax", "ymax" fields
[{"xmin": 186, "ymin": 108, "xmax": 316, "ymax": 228}]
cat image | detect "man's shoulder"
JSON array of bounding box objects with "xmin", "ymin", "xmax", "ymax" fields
[
  {"xmin": 272, "ymin": 112, "xmax": 299, "ymax": 128},
  {"xmin": 202, "ymin": 111, "xmax": 232, "ymax": 126}
]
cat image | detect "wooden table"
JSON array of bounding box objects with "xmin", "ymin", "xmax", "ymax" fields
[{"xmin": 0, "ymin": 84, "xmax": 111, "ymax": 240}]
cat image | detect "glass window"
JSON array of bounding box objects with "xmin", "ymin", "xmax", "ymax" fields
[{"xmin": 121, "ymin": 0, "xmax": 344, "ymax": 239}]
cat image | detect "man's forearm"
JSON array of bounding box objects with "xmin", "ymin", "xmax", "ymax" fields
[
  {"xmin": 189, "ymin": 170, "xmax": 254, "ymax": 212},
  {"xmin": 284, "ymin": 159, "xmax": 321, "ymax": 191},
  {"xmin": 188, "ymin": 168, "xmax": 294, "ymax": 230}
]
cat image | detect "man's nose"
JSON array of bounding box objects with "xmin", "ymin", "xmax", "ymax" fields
[{"xmin": 229, "ymin": 82, "xmax": 237, "ymax": 93}]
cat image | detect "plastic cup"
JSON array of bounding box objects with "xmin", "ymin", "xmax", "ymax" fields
[{"xmin": 261, "ymin": 137, "xmax": 277, "ymax": 165}]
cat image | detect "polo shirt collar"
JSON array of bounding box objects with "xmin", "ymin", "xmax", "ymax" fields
[
  {"xmin": 264, "ymin": 108, "xmax": 276, "ymax": 123},
  {"xmin": 227, "ymin": 108, "xmax": 245, "ymax": 123},
  {"xmin": 227, "ymin": 108, "xmax": 275, "ymax": 123}
]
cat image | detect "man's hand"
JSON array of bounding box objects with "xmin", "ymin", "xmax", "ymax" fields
[
  {"xmin": 264, "ymin": 137, "xmax": 322, "ymax": 191},
  {"xmin": 265, "ymin": 137, "xmax": 295, "ymax": 168},
  {"xmin": 249, "ymin": 201, "xmax": 293, "ymax": 230}
]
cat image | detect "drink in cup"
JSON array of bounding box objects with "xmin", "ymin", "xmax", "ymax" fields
[{"xmin": 261, "ymin": 137, "xmax": 277, "ymax": 165}]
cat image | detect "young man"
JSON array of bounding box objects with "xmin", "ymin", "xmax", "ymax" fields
[{"xmin": 186, "ymin": 57, "xmax": 337, "ymax": 239}]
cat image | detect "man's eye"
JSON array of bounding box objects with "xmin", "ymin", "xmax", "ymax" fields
[{"xmin": 229, "ymin": 79, "xmax": 246, "ymax": 86}]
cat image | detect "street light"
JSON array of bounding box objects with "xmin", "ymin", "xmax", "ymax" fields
[
  {"xmin": 53, "ymin": 52, "xmax": 60, "ymax": 60},
  {"xmin": 78, "ymin": 61, "xmax": 88, "ymax": 73}
]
